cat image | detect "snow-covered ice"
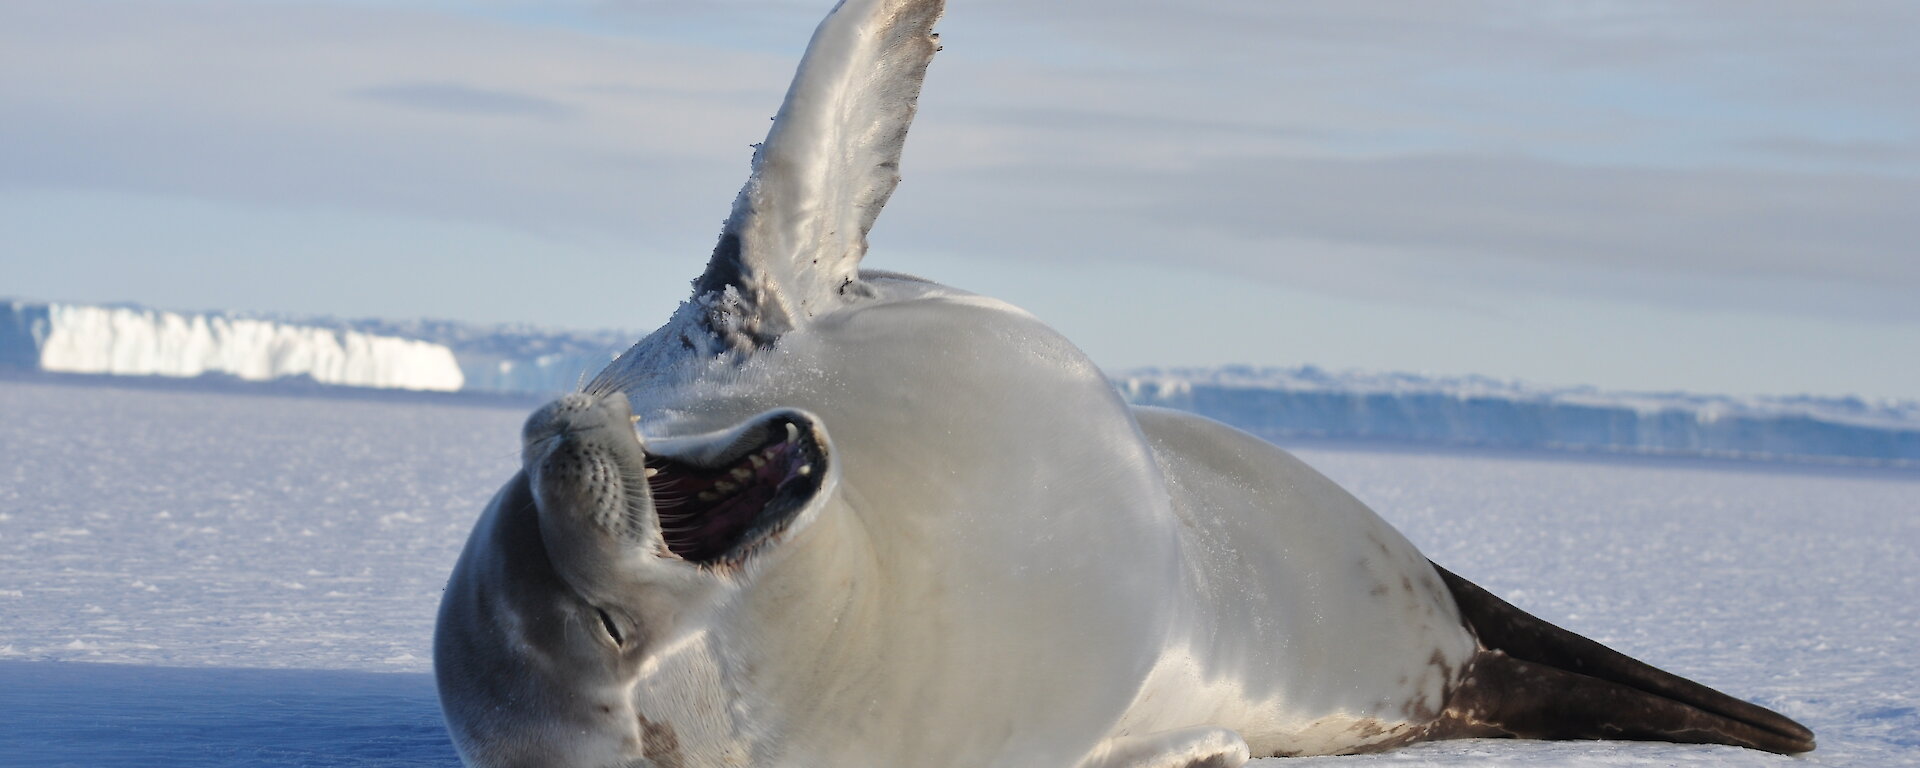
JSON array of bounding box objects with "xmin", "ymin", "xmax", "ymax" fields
[{"xmin": 1, "ymin": 377, "xmax": 1915, "ymax": 766}]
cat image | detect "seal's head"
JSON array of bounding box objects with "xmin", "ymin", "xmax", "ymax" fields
[{"xmin": 433, "ymin": 391, "xmax": 833, "ymax": 768}]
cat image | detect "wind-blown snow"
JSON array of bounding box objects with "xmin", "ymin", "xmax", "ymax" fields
[
  {"xmin": 1, "ymin": 378, "xmax": 1915, "ymax": 766},
  {"xmin": 2, "ymin": 301, "xmax": 464, "ymax": 391}
]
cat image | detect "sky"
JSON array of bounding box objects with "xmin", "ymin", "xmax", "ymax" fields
[{"xmin": 1, "ymin": 0, "xmax": 1915, "ymax": 400}]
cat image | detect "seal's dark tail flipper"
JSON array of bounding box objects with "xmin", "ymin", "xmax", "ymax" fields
[{"xmin": 1429, "ymin": 563, "xmax": 1815, "ymax": 754}]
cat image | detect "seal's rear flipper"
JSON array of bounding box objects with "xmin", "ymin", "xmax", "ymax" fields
[{"xmin": 1428, "ymin": 563, "xmax": 1814, "ymax": 754}]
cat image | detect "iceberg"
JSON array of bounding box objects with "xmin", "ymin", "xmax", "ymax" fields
[
  {"xmin": 317, "ymin": 316, "xmax": 629, "ymax": 396},
  {"xmin": 2, "ymin": 301, "xmax": 464, "ymax": 392}
]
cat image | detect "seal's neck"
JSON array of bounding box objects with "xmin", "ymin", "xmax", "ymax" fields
[
  {"xmin": 715, "ymin": 496, "xmax": 891, "ymax": 730},
  {"xmin": 732, "ymin": 492, "xmax": 882, "ymax": 642}
]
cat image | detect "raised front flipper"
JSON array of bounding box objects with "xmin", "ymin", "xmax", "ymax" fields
[
  {"xmin": 589, "ymin": 0, "xmax": 947, "ymax": 392},
  {"xmin": 1079, "ymin": 727, "xmax": 1250, "ymax": 768},
  {"xmin": 700, "ymin": 0, "xmax": 947, "ymax": 337}
]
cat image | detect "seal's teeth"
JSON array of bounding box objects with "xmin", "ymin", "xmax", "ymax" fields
[
  {"xmin": 750, "ymin": 454, "xmax": 767, "ymax": 468},
  {"xmin": 630, "ymin": 414, "xmax": 642, "ymax": 424},
  {"xmin": 797, "ymin": 464, "xmax": 813, "ymax": 477},
  {"xmin": 698, "ymin": 491, "xmax": 718, "ymax": 502},
  {"xmin": 730, "ymin": 467, "xmax": 754, "ymax": 481},
  {"xmin": 714, "ymin": 480, "xmax": 737, "ymax": 494},
  {"xmin": 785, "ymin": 423, "xmax": 799, "ymax": 443},
  {"xmin": 644, "ymin": 467, "xmax": 660, "ymax": 478}
]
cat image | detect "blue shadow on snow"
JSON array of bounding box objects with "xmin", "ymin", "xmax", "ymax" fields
[{"xmin": 0, "ymin": 661, "xmax": 459, "ymax": 767}]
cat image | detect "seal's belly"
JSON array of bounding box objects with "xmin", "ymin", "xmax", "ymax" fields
[
  {"xmin": 1126, "ymin": 407, "xmax": 1477, "ymax": 756},
  {"xmin": 626, "ymin": 293, "xmax": 1195, "ymax": 765}
]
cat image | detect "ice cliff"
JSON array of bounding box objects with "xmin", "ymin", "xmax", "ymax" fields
[
  {"xmin": 324, "ymin": 316, "xmax": 629, "ymax": 397},
  {"xmin": 1, "ymin": 301, "xmax": 464, "ymax": 391},
  {"xmin": 0, "ymin": 301, "xmax": 630, "ymax": 396}
]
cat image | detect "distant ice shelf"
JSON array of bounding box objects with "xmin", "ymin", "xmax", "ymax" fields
[
  {"xmin": 1117, "ymin": 366, "xmax": 1920, "ymax": 466},
  {"xmin": 2, "ymin": 301, "xmax": 465, "ymax": 392},
  {"xmin": 4, "ymin": 301, "xmax": 1915, "ymax": 465}
]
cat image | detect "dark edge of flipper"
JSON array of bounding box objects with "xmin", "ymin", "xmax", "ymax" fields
[{"xmin": 1428, "ymin": 562, "xmax": 1815, "ymax": 754}]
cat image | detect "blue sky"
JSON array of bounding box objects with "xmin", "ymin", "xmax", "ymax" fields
[{"xmin": 2, "ymin": 0, "xmax": 1915, "ymax": 399}]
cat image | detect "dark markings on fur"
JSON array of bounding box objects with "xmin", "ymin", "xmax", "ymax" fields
[
  {"xmin": 1183, "ymin": 756, "xmax": 1234, "ymax": 768},
  {"xmin": 689, "ymin": 232, "xmax": 784, "ymax": 352},
  {"xmin": 637, "ymin": 714, "xmax": 685, "ymax": 768},
  {"xmin": 1348, "ymin": 719, "xmax": 1388, "ymax": 741},
  {"xmin": 1420, "ymin": 562, "xmax": 1815, "ymax": 755},
  {"xmin": 693, "ymin": 233, "xmax": 747, "ymax": 298}
]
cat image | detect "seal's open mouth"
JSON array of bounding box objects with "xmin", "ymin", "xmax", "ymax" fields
[{"xmin": 643, "ymin": 412, "xmax": 826, "ymax": 565}]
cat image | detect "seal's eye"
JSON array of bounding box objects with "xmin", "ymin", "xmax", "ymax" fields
[{"xmin": 595, "ymin": 608, "xmax": 624, "ymax": 647}]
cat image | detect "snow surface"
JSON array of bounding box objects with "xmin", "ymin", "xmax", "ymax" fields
[{"xmin": 2, "ymin": 377, "xmax": 1916, "ymax": 766}]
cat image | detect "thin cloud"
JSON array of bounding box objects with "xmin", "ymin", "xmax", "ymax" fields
[
  {"xmin": 1734, "ymin": 136, "xmax": 1918, "ymax": 169},
  {"xmin": 2, "ymin": 0, "xmax": 1914, "ymax": 330},
  {"xmin": 882, "ymin": 151, "xmax": 1920, "ymax": 323},
  {"xmin": 353, "ymin": 82, "xmax": 572, "ymax": 119}
]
